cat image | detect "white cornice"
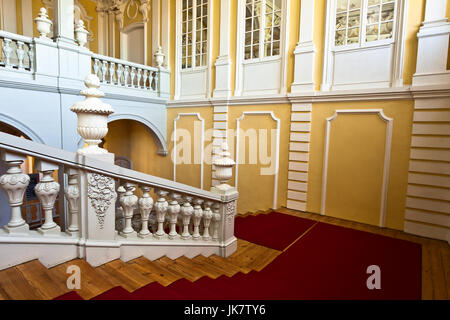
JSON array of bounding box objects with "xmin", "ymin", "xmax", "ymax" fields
[{"xmin": 167, "ymin": 85, "xmax": 450, "ymax": 108}]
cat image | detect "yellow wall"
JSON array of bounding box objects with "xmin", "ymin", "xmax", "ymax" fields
[{"xmin": 307, "ymin": 100, "xmax": 414, "ymax": 230}]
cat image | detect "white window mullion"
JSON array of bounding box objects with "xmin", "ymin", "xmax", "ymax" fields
[
  {"xmin": 361, "ymin": 0, "xmax": 368, "ymax": 46},
  {"xmin": 192, "ymin": 0, "xmax": 197, "ymax": 69}
]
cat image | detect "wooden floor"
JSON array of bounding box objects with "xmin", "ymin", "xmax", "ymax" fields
[{"xmin": 0, "ymin": 207, "xmax": 448, "ymax": 300}]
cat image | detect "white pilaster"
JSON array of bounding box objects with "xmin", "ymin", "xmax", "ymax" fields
[
  {"xmin": 413, "ymin": 0, "xmax": 450, "ymax": 86},
  {"xmin": 291, "ymin": 0, "xmax": 315, "ymax": 93},
  {"xmin": 53, "ymin": 0, "xmax": 75, "ymax": 44},
  {"xmin": 213, "ymin": 0, "xmax": 232, "ymax": 98},
  {"xmin": 152, "ymin": 0, "xmax": 161, "ymax": 66},
  {"xmin": 161, "ymin": 0, "xmax": 170, "ymax": 68}
]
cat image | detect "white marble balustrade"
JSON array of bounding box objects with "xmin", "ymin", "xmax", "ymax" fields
[
  {"xmin": 92, "ymin": 54, "xmax": 159, "ymax": 91},
  {"xmin": 0, "ymin": 30, "xmax": 34, "ymax": 72}
]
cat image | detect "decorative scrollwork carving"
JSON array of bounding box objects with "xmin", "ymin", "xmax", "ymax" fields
[
  {"xmin": 225, "ymin": 201, "xmax": 236, "ymax": 224},
  {"xmin": 87, "ymin": 173, "xmax": 116, "ymax": 229}
]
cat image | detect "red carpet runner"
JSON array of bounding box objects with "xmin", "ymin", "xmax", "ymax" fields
[{"xmin": 56, "ymin": 212, "xmax": 422, "ymax": 300}]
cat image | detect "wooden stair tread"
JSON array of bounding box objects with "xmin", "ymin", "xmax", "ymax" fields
[
  {"xmin": 0, "ymin": 264, "xmax": 47, "ymax": 299},
  {"xmin": 194, "ymin": 255, "xmax": 239, "ymax": 277},
  {"xmin": 128, "ymin": 257, "xmax": 182, "ymax": 287},
  {"xmin": 96, "ymin": 259, "xmax": 154, "ymax": 292},
  {"xmin": 154, "ymin": 256, "xmax": 200, "ymax": 282},
  {"xmin": 189, "ymin": 255, "xmax": 224, "ymax": 279},
  {"xmin": 16, "ymin": 260, "xmax": 69, "ymax": 299},
  {"xmin": 48, "ymin": 259, "xmax": 115, "ymax": 300},
  {"xmin": 207, "ymin": 255, "xmax": 244, "ymax": 276},
  {"xmin": 173, "ymin": 256, "xmax": 214, "ymax": 281}
]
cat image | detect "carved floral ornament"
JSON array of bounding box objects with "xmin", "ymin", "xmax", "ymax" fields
[
  {"xmin": 97, "ymin": 0, "xmax": 151, "ymax": 29},
  {"xmin": 225, "ymin": 201, "xmax": 236, "ymax": 224},
  {"xmin": 87, "ymin": 173, "xmax": 117, "ymax": 229}
]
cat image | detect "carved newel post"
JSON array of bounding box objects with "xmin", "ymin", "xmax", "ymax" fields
[
  {"xmin": 34, "ymin": 161, "xmax": 60, "ymax": 235},
  {"xmin": 167, "ymin": 193, "xmax": 181, "ymax": 239},
  {"xmin": 0, "ymin": 153, "xmax": 30, "ymax": 234},
  {"xmin": 120, "ymin": 183, "xmax": 138, "ymax": 237},
  {"xmin": 34, "ymin": 7, "xmax": 52, "ymax": 39},
  {"xmin": 65, "ymin": 170, "xmax": 80, "ymax": 234},
  {"xmin": 138, "ymin": 186, "xmax": 153, "ymax": 238},
  {"xmin": 154, "ymin": 190, "xmax": 169, "ymax": 239},
  {"xmin": 180, "ymin": 196, "xmax": 194, "ymax": 240},
  {"xmin": 70, "ymin": 74, "xmax": 114, "ymax": 156}
]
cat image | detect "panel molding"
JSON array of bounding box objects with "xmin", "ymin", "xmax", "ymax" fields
[
  {"xmin": 173, "ymin": 113, "xmax": 205, "ymax": 189},
  {"xmin": 320, "ymin": 109, "xmax": 394, "ymax": 227},
  {"xmin": 235, "ymin": 111, "xmax": 281, "ymax": 209}
]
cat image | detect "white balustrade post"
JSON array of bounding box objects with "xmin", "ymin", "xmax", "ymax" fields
[
  {"xmin": 180, "ymin": 196, "xmax": 194, "ymax": 240},
  {"xmin": 0, "ymin": 152, "xmax": 30, "ymax": 234},
  {"xmin": 115, "ymin": 185, "xmax": 126, "ymax": 231},
  {"xmin": 202, "ymin": 201, "xmax": 213, "ymax": 240},
  {"xmin": 2, "ymin": 38, "xmax": 13, "ymax": 68},
  {"xmin": 119, "ymin": 183, "xmax": 138, "ymax": 237},
  {"xmin": 167, "ymin": 193, "xmax": 181, "ymax": 239},
  {"xmin": 192, "ymin": 199, "xmax": 204, "ymax": 240},
  {"xmin": 109, "ymin": 62, "xmax": 115, "ymax": 84},
  {"xmin": 130, "ymin": 67, "xmax": 136, "ymax": 87},
  {"xmin": 65, "ymin": 168, "xmax": 80, "ymax": 235},
  {"xmin": 124, "ymin": 66, "xmax": 130, "ymax": 86},
  {"xmin": 154, "ymin": 190, "xmax": 169, "ymax": 239},
  {"xmin": 136, "ymin": 69, "xmax": 142, "ymax": 88},
  {"xmin": 34, "ymin": 161, "xmax": 61, "ymax": 235},
  {"xmin": 142, "ymin": 70, "xmax": 149, "ymax": 89},
  {"xmin": 117, "ymin": 64, "xmax": 124, "ymax": 85},
  {"xmin": 138, "ymin": 186, "xmax": 153, "ymax": 238},
  {"xmin": 16, "ymin": 41, "xmax": 25, "ymax": 70},
  {"xmin": 212, "ymin": 203, "xmax": 221, "ymax": 241},
  {"xmin": 101, "ymin": 60, "xmax": 108, "ymax": 82},
  {"xmin": 28, "ymin": 43, "xmax": 35, "ymax": 71}
]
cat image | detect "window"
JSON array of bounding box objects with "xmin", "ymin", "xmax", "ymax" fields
[
  {"xmin": 181, "ymin": 0, "xmax": 208, "ymax": 69},
  {"xmin": 244, "ymin": 0, "xmax": 281, "ymax": 60},
  {"xmin": 335, "ymin": 0, "xmax": 395, "ymax": 47}
]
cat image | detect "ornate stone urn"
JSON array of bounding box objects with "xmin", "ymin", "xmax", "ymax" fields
[
  {"xmin": 154, "ymin": 46, "xmax": 165, "ymax": 67},
  {"xmin": 70, "ymin": 74, "xmax": 114, "ymax": 155},
  {"xmin": 74, "ymin": 20, "xmax": 89, "ymax": 47},
  {"xmin": 34, "ymin": 7, "xmax": 52, "ymax": 39},
  {"xmin": 213, "ymin": 142, "xmax": 235, "ymax": 192}
]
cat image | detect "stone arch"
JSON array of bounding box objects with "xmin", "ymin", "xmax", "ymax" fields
[{"xmin": 0, "ymin": 114, "xmax": 45, "ymax": 144}]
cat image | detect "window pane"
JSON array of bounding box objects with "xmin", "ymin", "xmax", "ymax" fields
[
  {"xmin": 349, "ymin": 0, "xmax": 361, "ymax": 9},
  {"xmin": 245, "ymin": 31, "xmax": 252, "ymax": 46},
  {"xmin": 202, "ymin": 54, "xmax": 207, "ymax": 65},
  {"xmin": 347, "ymin": 27, "xmax": 359, "ymax": 44},
  {"xmin": 245, "ymin": 46, "xmax": 251, "ymax": 59},
  {"xmin": 245, "ymin": 17, "xmax": 252, "ymax": 31},
  {"xmin": 348, "ymin": 10, "xmax": 360, "ymax": 27},
  {"xmin": 337, "ymin": 0, "xmax": 348, "ymax": 12},
  {"xmin": 368, "ymin": 0, "xmax": 380, "ymax": 5},
  {"xmin": 272, "ymin": 40, "xmax": 280, "ymax": 55},
  {"xmin": 253, "ymin": 1, "xmax": 261, "ymax": 16},
  {"xmin": 274, "ymin": 0, "xmax": 282, "ymax": 10},
  {"xmin": 273, "ymin": 25, "xmax": 280, "ymax": 41},
  {"xmin": 246, "ymin": 5, "xmax": 252, "ymax": 18},
  {"xmin": 335, "ymin": 30, "xmax": 345, "ymax": 46},
  {"xmin": 266, "ymin": 0, "xmax": 273, "ymax": 14},
  {"xmin": 183, "ymin": 0, "xmax": 187, "ymax": 10},
  {"xmin": 253, "ymin": 30, "xmax": 259, "ymax": 44},
  {"xmin": 252, "ymin": 44, "xmax": 259, "ymax": 58},
  {"xmin": 265, "ymin": 14, "xmax": 273, "ymax": 28},
  {"xmin": 253, "ymin": 17, "xmax": 260, "ymax": 30},
  {"xmin": 366, "ymin": 24, "xmax": 379, "ymax": 42},
  {"xmin": 265, "ymin": 28, "xmax": 272, "ymax": 42},
  {"xmin": 265, "ymin": 42, "xmax": 272, "ymax": 56},
  {"xmin": 336, "ymin": 12, "xmax": 347, "ymax": 30},
  {"xmin": 367, "ymin": 5, "xmax": 380, "ymax": 24},
  {"xmin": 381, "ymin": 3, "xmax": 394, "ymax": 21},
  {"xmin": 380, "ymin": 21, "xmax": 393, "ymax": 39}
]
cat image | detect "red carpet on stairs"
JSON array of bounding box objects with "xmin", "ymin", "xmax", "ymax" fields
[
  {"xmin": 234, "ymin": 211, "xmax": 316, "ymax": 250},
  {"xmin": 54, "ymin": 212, "xmax": 422, "ymax": 300}
]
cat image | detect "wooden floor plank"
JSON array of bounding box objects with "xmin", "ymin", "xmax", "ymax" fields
[
  {"xmin": 48, "ymin": 259, "xmax": 115, "ymax": 300},
  {"xmin": 96, "ymin": 259, "xmax": 154, "ymax": 292},
  {"xmin": 154, "ymin": 256, "xmax": 201, "ymax": 282},
  {"xmin": 207, "ymin": 255, "xmax": 246, "ymax": 276},
  {"xmin": 128, "ymin": 257, "xmax": 182, "ymax": 287},
  {"xmin": 174, "ymin": 256, "xmax": 213, "ymax": 281},
  {"xmin": 194, "ymin": 255, "xmax": 240, "ymax": 278},
  {"xmin": 422, "ymin": 243, "xmax": 434, "ymax": 300}
]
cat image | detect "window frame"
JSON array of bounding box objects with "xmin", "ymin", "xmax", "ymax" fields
[
  {"xmin": 180, "ymin": 0, "xmax": 209, "ymax": 71},
  {"xmin": 332, "ymin": 0, "xmax": 398, "ymax": 52}
]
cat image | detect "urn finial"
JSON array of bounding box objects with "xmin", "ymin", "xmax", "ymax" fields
[{"xmin": 212, "ymin": 141, "xmax": 235, "ymax": 192}]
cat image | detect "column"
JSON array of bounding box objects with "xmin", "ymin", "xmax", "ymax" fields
[
  {"xmin": 213, "ymin": 0, "xmax": 232, "ymax": 98},
  {"xmin": 53, "ymin": 0, "xmax": 75, "ymax": 44},
  {"xmin": 291, "ymin": 0, "xmax": 315, "ymax": 93},
  {"xmin": 161, "ymin": 0, "xmax": 170, "ymax": 68},
  {"xmin": 413, "ymin": 0, "xmax": 450, "ymax": 86}
]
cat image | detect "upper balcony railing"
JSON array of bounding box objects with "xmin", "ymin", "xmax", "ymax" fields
[
  {"xmin": 0, "ymin": 75, "xmax": 237, "ymax": 270},
  {"xmin": 0, "ymin": 7, "xmax": 170, "ymax": 99}
]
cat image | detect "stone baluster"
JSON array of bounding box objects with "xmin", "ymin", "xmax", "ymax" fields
[
  {"xmin": 117, "ymin": 64, "xmax": 124, "ymax": 85},
  {"xmin": 142, "ymin": 70, "xmax": 149, "ymax": 89},
  {"xmin": 119, "ymin": 183, "xmax": 138, "ymax": 237},
  {"xmin": 123, "ymin": 66, "xmax": 130, "ymax": 86},
  {"xmin": 2, "ymin": 38, "xmax": 13, "ymax": 68},
  {"xmin": 192, "ymin": 198, "xmax": 203, "ymax": 240},
  {"xmin": 150, "ymin": 71, "xmax": 157, "ymax": 91},
  {"xmin": 0, "ymin": 153, "xmax": 30, "ymax": 234},
  {"xmin": 109, "ymin": 62, "xmax": 115, "ymax": 84},
  {"xmin": 136, "ymin": 69, "xmax": 142, "ymax": 88},
  {"xmin": 202, "ymin": 201, "xmax": 213, "ymax": 240},
  {"xmin": 115, "ymin": 185, "xmax": 126, "ymax": 231},
  {"xmin": 130, "ymin": 67, "xmax": 136, "ymax": 87},
  {"xmin": 180, "ymin": 196, "xmax": 194, "ymax": 240},
  {"xmin": 34, "ymin": 161, "xmax": 61, "ymax": 235},
  {"xmin": 93, "ymin": 58, "xmax": 100, "ymax": 78},
  {"xmin": 138, "ymin": 186, "xmax": 153, "ymax": 238},
  {"xmin": 28, "ymin": 43, "xmax": 35, "ymax": 71},
  {"xmin": 212, "ymin": 203, "xmax": 221, "ymax": 241},
  {"xmin": 65, "ymin": 170, "xmax": 80, "ymax": 234},
  {"xmin": 16, "ymin": 41, "xmax": 25, "ymax": 70},
  {"xmin": 101, "ymin": 60, "xmax": 108, "ymax": 82},
  {"xmin": 154, "ymin": 190, "xmax": 169, "ymax": 239},
  {"xmin": 167, "ymin": 193, "xmax": 181, "ymax": 239}
]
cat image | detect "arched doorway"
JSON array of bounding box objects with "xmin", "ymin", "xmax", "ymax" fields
[{"xmin": 0, "ymin": 122, "xmax": 61, "ymax": 229}]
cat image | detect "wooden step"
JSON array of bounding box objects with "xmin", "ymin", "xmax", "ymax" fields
[
  {"xmin": 194, "ymin": 255, "xmax": 240, "ymax": 278},
  {"xmin": 153, "ymin": 256, "xmax": 201, "ymax": 283},
  {"xmin": 207, "ymin": 255, "xmax": 245, "ymax": 276},
  {"xmin": 189, "ymin": 255, "xmax": 224, "ymax": 279},
  {"xmin": 96, "ymin": 259, "xmax": 154, "ymax": 292},
  {"xmin": 127, "ymin": 256, "xmax": 182, "ymax": 287},
  {"xmin": 0, "ymin": 263, "xmax": 48, "ymax": 299},
  {"xmin": 48, "ymin": 259, "xmax": 115, "ymax": 300},
  {"xmin": 174, "ymin": 256, "xmax": 214, "ymax": 281}
]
